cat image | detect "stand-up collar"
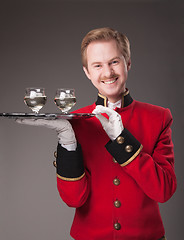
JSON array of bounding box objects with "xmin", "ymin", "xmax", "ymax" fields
[{"xmin": 95, "ymin": 89, "xmax": 133, "ymax": 108}]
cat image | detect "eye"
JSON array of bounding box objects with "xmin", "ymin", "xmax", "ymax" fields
[
  {"xmin": 94, "ymin": 64, "xmax": 101, "ymax": 68},
  {"xmin": 111, "ymin": 60, "xmax": 119, "ymax": 65}
]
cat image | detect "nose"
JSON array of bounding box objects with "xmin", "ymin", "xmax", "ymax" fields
[{"xmin": 102, "ymin": 64, "xmax": 114, "ymax": 79}]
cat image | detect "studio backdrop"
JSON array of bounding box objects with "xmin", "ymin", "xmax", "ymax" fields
[{"xmin": 0, "ymin": 0, "xmax": 183, "ymax": 239}]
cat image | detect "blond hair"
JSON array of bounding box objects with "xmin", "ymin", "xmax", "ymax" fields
[{"xmin": 81, "ymin": 27, "xmax": 131, "ymax": 68}]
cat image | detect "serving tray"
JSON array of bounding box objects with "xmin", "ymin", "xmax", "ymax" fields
[{"xmin": 0, "ymin": 112, "xmax": 95, "ymax": 120}]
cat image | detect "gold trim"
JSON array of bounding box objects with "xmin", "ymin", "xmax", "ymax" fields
[
  {"xmin": 57, "ymin": 172, "xmax": 85, "ymax": 181},
  {"xmin": 121, "ymin": 89, "xmax": 129, "ymax": 107},
  {"xmin": 98, "ymin": 89, "xmax": 129, "ymax": 108},
  {"xmin": 123, "ymin": 89, "xmax": 129, "ymax": 96},
  {"xmin": 98, "ymin": 93, "xmax": 107, "ymax": 107},
  {"xmin": 120, "ymin": 145, "xmax": 143, "ymax": 167},
  {"xmin": 121, "ymin": 94, "xmax": 124, "ymax": 108}
]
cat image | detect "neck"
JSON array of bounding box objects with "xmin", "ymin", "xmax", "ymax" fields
[{"xmin": 101, "ymin": 90, "xmax": 127, "ymax": 103}]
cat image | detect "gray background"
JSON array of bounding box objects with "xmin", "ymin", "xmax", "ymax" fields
[{"xmin": 0, "ymin": 0, "xmax": 183, "ymax": 239}]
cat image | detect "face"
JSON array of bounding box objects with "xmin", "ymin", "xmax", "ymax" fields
[{"xmin": 83, "ymin": 39, "xmax": 131, "ymax": 103}]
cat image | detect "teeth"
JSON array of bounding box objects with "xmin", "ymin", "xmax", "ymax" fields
[{"xmin": 103, "ymin": 78, "xmax": 117, "ymax": 84}]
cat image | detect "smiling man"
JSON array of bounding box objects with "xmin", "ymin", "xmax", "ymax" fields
[
  {"xmin": 17, "ymin": 27, "xmax": 176, "ymax": 240},
  {"xmin": 83, "ymin": 39, "xmax": 131, "ymax": 103}
]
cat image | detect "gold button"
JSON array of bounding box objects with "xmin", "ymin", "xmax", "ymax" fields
[
  {"xmin": 113, "ymin": 158, "xmax": 118, "ymax": 163},
  {"xmin": 116, "ymin": 136, "xmax": 125, "ymax": 144},
  {"xmin": 53, "ymin": 160, "xmax": 57, "ymax": 168},
  {"xmin": 125, "ymin": 145, "xmax": 133, "ymax": 153},
  {"xmin": 113, "ymin": 178, "xmax": 120, "ymax": 186},
  {"xmin": 54, "ymin": 151, "xmax": 57, "ymax": 158},
  {"xmin": 114, "ymin": 222, "xmax": 121, "ymax": 230},
  {"xmin": 114, "ymin": 200, "xmax": 121, "ymax": 208}
]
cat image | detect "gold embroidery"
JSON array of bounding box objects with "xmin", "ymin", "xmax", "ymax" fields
[
  {"xmin": 123, "ymin": 89, "xmax": 129, "ymax": 96},
  {"xmin": 98, "ymin": 89, "xmax": 129, "ymax": 108},
  {"xmin": 121, "ymin": 95, "xmax": 124, "ymax": 108},
  {"xmin": 120, "ymin": 145, "xmax": 143, "ymax": 167},
  {"xmin": 98, "ymin": 93, "xmax": 107, "ymax": 107},
  {"xmin": 57, "ymin": 172, "xmax": 85, "ymax": 181}
]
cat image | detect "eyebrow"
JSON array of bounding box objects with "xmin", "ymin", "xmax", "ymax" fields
[{"xmin": 91, "ymin": 57, "xmax": 121, "ymax": 66}]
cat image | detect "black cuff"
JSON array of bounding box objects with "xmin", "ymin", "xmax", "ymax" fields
[
  {"xmin": 105, "ymin": 128, "xmax": 143, "ymax": 166},
  {"xmin": 56, "ymin": 143, "xmax": 85, "ymax": 181}
]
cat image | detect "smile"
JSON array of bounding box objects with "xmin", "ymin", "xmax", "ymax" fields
[{"xmin": 102, "ymin": 77, "xmax": 118, "ymax": 84}]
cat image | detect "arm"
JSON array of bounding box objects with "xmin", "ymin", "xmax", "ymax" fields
[
  {"xmin": 56, "ymin": 143, "xmax": 90, "ymax": 208},
  {"xmin": 93, "ymin": 106, "xmax": 177, "ymax": 203}
]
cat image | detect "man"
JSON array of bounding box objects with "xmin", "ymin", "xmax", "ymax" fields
[{"xmin": 17, "ymin": 27, "xmax": 176, "ymax": 240}]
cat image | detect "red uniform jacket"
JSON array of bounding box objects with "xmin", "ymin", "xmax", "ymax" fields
[{"xmin": 55, "ymin": 91, "xmax": 176, "ymax": 240}]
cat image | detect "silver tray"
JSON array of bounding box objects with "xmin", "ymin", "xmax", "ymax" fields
[{"xmin": 0, "ymin": 112, "xmax": 95, "ymax": 120}]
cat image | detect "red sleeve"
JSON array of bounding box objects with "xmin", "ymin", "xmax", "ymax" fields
[
  {"xmin": 57, "ymin": 170, "xmax": 90, "ymax": 208},
  {"xmin": 106, "ymin": 108, "xmax": 176, "ymax": 203},
  {"xmin": 55, "ymin": 144, "xmax": 90, "ymax": 208},
  {"xmin": 123, "ymin": 109, "xmax": 176, "ymax": 202}
]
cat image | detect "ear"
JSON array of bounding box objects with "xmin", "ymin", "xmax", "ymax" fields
[
  {"xmin": 83, "ymin": 66, "xmax": 91, "ymax": 80},
  {"xmin": 127, "ymin": 58, "xmax": 131, "ymax": 71}
]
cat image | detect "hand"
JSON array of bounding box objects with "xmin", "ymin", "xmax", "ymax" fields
[
  {"xmin": 92, "ymin": 105, "xmax": 124, "ymax": 141},
  {"xmin": 16, "ymin": 118, "xmax": 77, "ymax": 148}
]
